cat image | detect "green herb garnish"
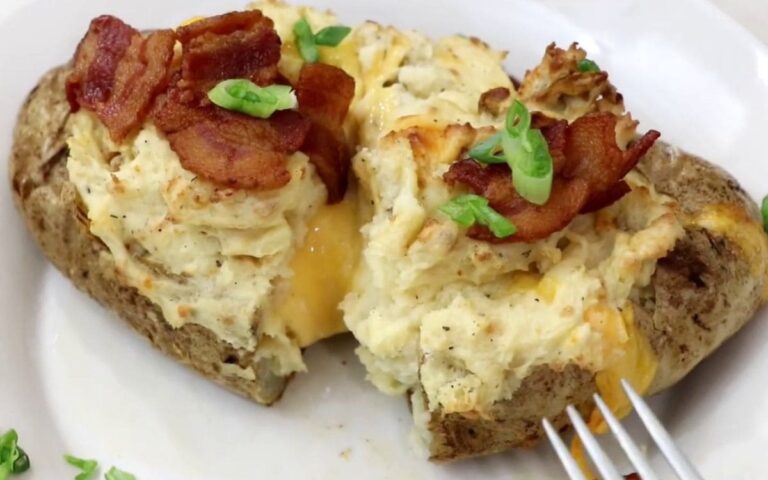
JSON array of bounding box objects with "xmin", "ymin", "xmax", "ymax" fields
[
  {"xmin": 762, "ymin": 195, "xmax": 768, "ymax": 232},
  {"xmin": 64, "ymin": 454, "xmax": 99, "ymax": 480},
  {"xmin": 314, "ymin": 26, "xmax": 352, "ymax": 47},
  {"xmin": 208, "ymin": 80, "xmax": 297, "ymax": 119},
  {"xmin": 471, "ymin": 100, "xmax": 554, "ymax": 206},
  {"xmin": 439, "ymin": 194, "xmax": 517, "ymax": 238},
  {"xmin": 468, "ymin": 131, "xmax": 506, "ymax": 164},
  {"xmin": 104, "ymin": 467, "xmax": 135, "ymax": 480},
  {"xmin": 293, "ymin": 18, "xmax": 351, "ymax": 63},
  {"xmin": 502, "ymin": 121, "xmax": 554, "ymax": 206},
  {"xmin": 11, "ymin": 449, "xmax": 29, "ymax": 475},
  {"xmin": 293, "ymin": 18, "xmax": 319, "ymax": 63},
  {"xmin": 577, "ymin": 58, "xmax": 601, "ymax": 73},
  {"xmin": 0, "ymin": 429, "xmax": 30, "ymax": 479}
]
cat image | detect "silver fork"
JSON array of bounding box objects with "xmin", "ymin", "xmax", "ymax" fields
[{"xmin": 543, "ymin": 379, "xmax": 704, "ymax": 480}]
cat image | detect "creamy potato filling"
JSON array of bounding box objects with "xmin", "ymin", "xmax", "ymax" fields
[{"xmin": 270, "ymin": 3, "xmax": 687, "ymax": 422}]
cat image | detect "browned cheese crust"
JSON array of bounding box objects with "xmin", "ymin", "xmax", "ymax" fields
[
  {"xmin": 424, "ymin": 144, "xmax": 768, "ymax": 461},
  {"xmin": 9, "ymin": 66, "xmax": 288, "ymax": 405}
]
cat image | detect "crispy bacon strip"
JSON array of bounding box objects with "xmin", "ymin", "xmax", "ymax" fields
[
  {"xmin": 296, "ymin": 63, "xmax": 355, "ymax": 203},
  {"xmin": 177, "ymin": 11, "xmax": 281, "ymax": 91},
  {"xmin": 150, "ymin": 11, "xmax": 309, "ymax": 191},
  {"xmin": 153, "ymin": 91, "xmax": 311, "ymax": 189},
  {"xmin": 67, "ymin": 16, "xmax": 176, "ymax": 141},
  {"xmin": 445, "ymin": 160, "xmax": 590, "ymax": 242},
  {"xmin": 167, "ymin": 110, "xmax": 310, "ymax": 190},
  {"xmin": 445, "ymin": 113, "xmax": 660, "ymax": 242}
]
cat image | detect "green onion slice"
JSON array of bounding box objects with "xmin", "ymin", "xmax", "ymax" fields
[
  {"xmin": 577, "ymin": 58, "xmax": 601, "ymax": 73},
  {"xmin": 104, "ymin": 466, "xmax": 136, "ymax": 480},
  {"xmin": 65, "ymin": 454, "xmax": 99, "ymax": 480},
  {"xmin": 468, "ymin": 131, "xmax": 506, "ymax": 164},
  {"xmin": 293, "ymin": 17, "xmax": 319, "ymax": 63},
  {"xmin": 314, "ymin": 26, "xmax": 352, "ymax": 47},
  {"xmin": 502, "ymin": 127, "xmax": 554, "ymax": 206},
  {"xmin": 439, "ymin": 194, "xmax": 517, "ymax": 238},
  {"xmin": 11, "ymin": 448, "xmax": 29, "ymax": 474},
  {"xmin": 762, "ymin": 195, "xmax": 768, "ymax": 232},
  {"xmin": 293, "ymin": 19, "xmax": 352, "ymax": 62},
  {"xmin": 0, "ymin": 429, "xmax": 28, "ymax": 479},
  {"xmin": 505, "ymin": 99, "xmax": 532, "ymax": 139},
  {"xmin": 464, "ymin": 99, "xmax": 554, "ymax": 205},
  {"xmin": 208, "ymin": 80, "xmax": 297, "ymax": 119}
]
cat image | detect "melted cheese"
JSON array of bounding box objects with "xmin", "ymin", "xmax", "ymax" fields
[
  {"xmin": 572, "ymin": 305, "xmax": 659, "ymax": 479},
  {"xmin": 274, "ymin": 192, "xmax": 362, "ymax": 347},
  {"xmin": 592, "ymin": 305, "xmax": 658, "ymax": 430}
]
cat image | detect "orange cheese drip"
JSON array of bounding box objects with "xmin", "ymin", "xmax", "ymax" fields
[{"xmin": 277, "ymin": 192, "xmax": 361, "ymax": 347}]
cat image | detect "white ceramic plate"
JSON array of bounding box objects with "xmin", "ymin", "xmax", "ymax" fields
[{"xmin": 1, "ymin": 0, "xmax": 767, "ymax": 478}]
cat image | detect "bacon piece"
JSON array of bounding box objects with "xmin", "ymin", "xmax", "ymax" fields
[
  {"xmin": 581, "ymin": 180, "xmax": 631, "ymax": 213},
  {"xmin": 562, "ymin": 113, "xmax": 656, "ymax": 197},
  {"xmin": 540, "ymin": 120, "xmax": 569, "ymax": 174},
  {"xmin": 67, "ymin": 16, "xmax": 176, "ymax": 141},
  {"xmin": 154, "ymin": 93, "xmax": 311, "ymax": 189},
  {"xmin": 445, "ymin": 112, "xmax": 660, "ymax": 242},
  {"xmin": 169, "ymin": 123, "xmax": 289, "ymax": 190},
  {"xmin": 177, "ymin": 11, "xmax": 281, "ymax": 91},
  {"xmin": 296, "ymin": 63, "xmax": 355, "ymax": 130},
  {"xmin": 296, "ymin": 63, "xmax": 355, "ymax": 203},
  {"xmin": 301, "ymin": 125, "xmax": 349, "ymax": 202},
  {"xmin": 445, "ymin": 160, "xmax": 590, "ymax": 242}
]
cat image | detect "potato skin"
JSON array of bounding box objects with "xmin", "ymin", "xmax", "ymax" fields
[
  {"xmin": 425, "ymin": 365, "xmax": 595, "ymax": 462},
  {"xmin": 635, "ymin": 144, "xmax": 768, "ymax": 394},
  {"xmin": 9, "ymin": 66, "xmax": 288, "ymax": 405},
  {"xmin": 423, "ymin": 144, "xmax": 768, "ymax": 461}
]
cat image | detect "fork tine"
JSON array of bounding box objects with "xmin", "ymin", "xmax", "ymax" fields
[
  {"xmin": 566, "ymin": 405, "xmax": 624, "ymax": 480},
  {"xmin": 621, "ymin": 379, "xmax": 705, "ymax": 480},
  {"xmin": 543, "ymin": 417, "xmax": 589, "ymax": 480},
  {"xmin": 593, "ymin": 393, "xmax": 660, "ymax": 480}
]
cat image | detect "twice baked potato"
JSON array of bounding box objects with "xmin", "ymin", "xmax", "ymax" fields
[
  {"xmin": 10, "ymin": 8, "xmax": 361, "ymax": 406},
  {"xmin": 9, "ymin": 0, "xmax": 768, "ymax": 465},
  {"xmin": 333, "ymin": 27, "xmax": 768, "ymax": 461}
]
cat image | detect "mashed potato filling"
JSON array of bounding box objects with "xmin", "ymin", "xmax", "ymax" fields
[
  {"xmin": 67, "ymin": 112, "xmax": 328, "ymax": 374},
  {"xmin": 324, "ymin": 17, "xmax": 685, "ymax": 417}
]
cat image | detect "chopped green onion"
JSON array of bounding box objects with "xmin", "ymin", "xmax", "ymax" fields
[
  {"xmin": 502, "ymin": 127, "xmax": 554, "ymax": 206},
  {"xmin": 464, "ymin": 100, "xmax": 554, "ymax": 205},
  {"xmin": 439, "ymin": 194, "xmax": 517, "ymax": 238},
  {"xmin": 577, "ymin": 58, "xmax": 601, "ymax": 73},
  {"xmin": 468, "ymin": 131, "xmax": 506, "ymax": 164},
  {"xmin": 104, "ymin": 466, "xmax": 136, "ymax": 480},
  {"xmin": 208, "ymin": 80, "xmax": 297, "ymax": 119},
  {"xmin": 64, "ymin": 454, "xmax": 99, "ymax": 480},
  {"xmin": 314, "ymin": 26, "xmax": 352, "ymax": 47},
  {"xmin": 11, "ymin": 449, "xmax": 28, "ymax": 474},
  {"xmin": 0, "ymin": 429, "xmax": 29, "ymax": 479},
  {"xmin": 293, "ymin": 17, "xmax": 319, "ymax": 63},
  {"xmin": 762, "ymin": 195, "xmax": 768, "ymax": 232},
  {"xmin": 293, "ymin": 18, "xmax": 352, "ymax": 62},
  {"xmin": 501, "ymin": 100, "xmax": 554, "ymax": 205},
  {"xmin": 505, "ymin": 99, "xmax": 532, "ymax": 139}
]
